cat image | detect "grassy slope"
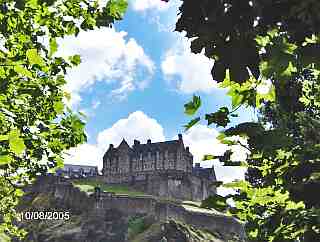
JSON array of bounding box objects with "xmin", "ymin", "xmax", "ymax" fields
[
  {"xmin": 72, "ymin": 179, "xmax": 223, "ymax": 215},
  {"xmin": 72, "ymin": 179, "xmax": 147, "ymax": 197}
]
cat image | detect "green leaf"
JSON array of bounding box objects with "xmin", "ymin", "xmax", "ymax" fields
[
  {"xmin": 14, "ymin": 65, "xmax": 33, "ymax": 78},
  {"xmin": 184, "ymin": 95, "xmax": 201, "ymax": 116},
  {"xmin": 78, "ymin": 111, "xmax": 87, "ymax": 119},
  {"xmin": 64, "ymin": 91, "xmax": 71, "ymax": 101},
  {"xmin": 205, "ymin": 107, "xmax": 230, "ymax": 127},
  {"xmin": 15, "ymin": 189, "xmax": 24, "ymax": 197},
  {"xmin": 281, "ymin": 61, "xmax": 297, "ymax": 78},
  {"xmin": 223, "ymin": 180, "xmax": 251, "ymax": 191},
  {"xmin": 107, "ymin": 0, "xmax": 128, "ymax": 19},
  {"xmin": 0, "ymin": 135, "xmax": 8, "ymax": 141},
  {"xmin": 26, "ymin": 0, "xmax": 38, "ymax": 9},
  {"xmin": 218, "ymin": 69, "xmax": 231, "ymax": 88},
  {"xmin": 232, "ymin": 94, "xmax": 243, "ymax": 109},
  {"xmin": 303, "ymin": 34, "xmax": 319, "ymax": 45},
  {"xmin": 250, "ymin": 153, "xmax": 263, "ymax": 159},
  {"xmin": 49, "ymin": 38, "xmax": 58, "ymax": 57},
  {"xmin": 54, "ymin": 101, "xmax": 64, "ymax": 114},
  {"xmin": 69, "ymin": 54, "xmax": 81, "ymax": 66},
  {"xmin": 8, "ymin": 129, "xmax": 26, "ymax": 155},
  {"xmin": 184, "ymin": 117, "xmax": 200, "ymax": 131},
  {"xmin": 0, "ymin": 155, "xmax": 12, "ymax": 165},
  {"xmin": 267, "ymin": 28, "xmax": 279, "ymax": 38},
  {"xmin": 283, "ymin": 42, "xmax": 298, "ymax": 55},
  {"xmin": 217, "ymin": 133, "xmax": 226, "ymax": 141},
  {"xmin": 255, "ymin": 35, "xmax": 270, "ymax": 47},
  {"xmin": 220, "ymin": 139, "xmax": 237, "ymax": 145},
  {"xmin": 56, "ymin": 156, "xmax": 64, "ymax": 169},
  {"xmin": 202, "ymin": 154, "xmax": 216, "ymax": 161},
  {"xmin": 26, "ymin": 49, "xmax": 45, "ymax": 66}
]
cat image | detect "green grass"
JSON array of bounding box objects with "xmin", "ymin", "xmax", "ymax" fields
[
  {"xmin": 182, "ymin": 201, "xmax": 202, "ymax": 207},
  {"xmin": 182, "ymin": 200, "xmax": 225, "ymax": 215},
  {"xmin": 72, "ymin": 179, "xmax": 147, "ymax": 197}
]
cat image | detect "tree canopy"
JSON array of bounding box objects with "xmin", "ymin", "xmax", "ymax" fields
[
  {"xmin": 175, "ymin": 0, "xmax": 320, "ymax": 241},
  {"xmin": 0, "ymin": 0, "xmax": 127, "ymax": 239}
]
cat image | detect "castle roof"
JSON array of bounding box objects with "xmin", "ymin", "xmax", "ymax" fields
[
  {"xmin": 118, "ymin": 138, "xmax": 130, "ymax": 150},
  {"xmin": 103, "ymin": 134, "xmax": 190, "ymax": 157},
  {"xmin": 133, "ymin": 139, "xmax": 182, "ymax": 153}
]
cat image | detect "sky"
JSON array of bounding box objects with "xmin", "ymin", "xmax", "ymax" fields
[{"xmin": 58, "ymin": 0, "xmax": 257, "ymax": 194}]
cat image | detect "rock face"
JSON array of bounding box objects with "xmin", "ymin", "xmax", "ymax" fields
[
  {"xmin": 17, "ymin": 210, "xmax": 128, "ymax": 242},
  {"xmin": 14, "ymin": 176, "xmax": 246, "ymax": 242},
  {"xmin": 131, "ymin": 220, "xmax": 231, "ymax": 242}
]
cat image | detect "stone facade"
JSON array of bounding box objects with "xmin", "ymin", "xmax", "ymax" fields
[
  {"xmin": 56, "ymin": 164, "xmax": 99, "ymax": 178},
  {"xmin": 103, "ymin": 134, "xmax": 193, "ymax": 180},
  {"xmin": 102, "ymin": 134, "xmax": 217, "ymax": 201}
]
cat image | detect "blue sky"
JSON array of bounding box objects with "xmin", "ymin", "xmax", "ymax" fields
[{"xmin": 59, "ymin": 0, "xmax": 255, "ymax": 190}]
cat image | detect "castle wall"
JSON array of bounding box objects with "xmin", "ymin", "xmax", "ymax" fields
[{"xmin": 99, "ymin": 172, "xmax": 215, "ymax": 202}]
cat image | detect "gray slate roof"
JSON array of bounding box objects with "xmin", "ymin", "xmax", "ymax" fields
[
  {"xmin": 132, "ymin": 140, "xmax": 181, "ymax": 153},
  {"xmin": 105, "ymin": 139, "xmax": 183, "ymax": 156}
]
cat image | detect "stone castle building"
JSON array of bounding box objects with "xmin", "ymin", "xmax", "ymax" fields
[
  {"xmin": 56, "ymin": 164, "xmax": 99, "ymax": 178},
  {"xmin": 102, "ymin": 134, "xmax": 217, "ymax": 201}
]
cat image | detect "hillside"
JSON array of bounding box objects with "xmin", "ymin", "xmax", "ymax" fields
[{"xmin": 13, "ymin": 176, "xmax": 246, "ymax": 242}]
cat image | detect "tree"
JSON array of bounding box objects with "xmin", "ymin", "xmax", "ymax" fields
[
  {"xmin": 171, "ymin": 0, "xmax": 320, "ymax": 241},
  {"xmin": 0, "ymin": 0, "xmax": 127, "ymax": 240}
]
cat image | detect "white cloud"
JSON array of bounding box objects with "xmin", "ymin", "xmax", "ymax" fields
[
  {"xmin": 161, "ymin": 37, "xmax": 216, "ymax": 93},
  {"xmin": 129, "ymin": 0, "xmax": 181, "ymax": 32},
  {"xmin": 64, "ymin": 144, "xmax": 104, "ymax": 168},
  {"xmin": 98, "ymin": 0, "xmax": 110, "ymax": 9},
  {"xmin": 57, "ymin": 27, "xmax": 155, "ymax": 107},
  {"xmin": 97, "ymin": 111, "xmax": 165, "ymax": 148},
  {"xmin": 92, "ymin": 100, "xmax": 101, "ymax": 110},
  {"xmin": 130, "ymin": 0, "xmax": 169, "ymax": 12}
]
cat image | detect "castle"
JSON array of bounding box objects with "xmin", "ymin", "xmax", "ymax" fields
[{"xmin": 102, "ymin": 134, "xmax": 217, "ymax": 201}]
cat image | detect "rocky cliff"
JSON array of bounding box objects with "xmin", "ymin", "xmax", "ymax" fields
[{"xmin": 14, "ymin": 176, "xmax": 246, "ymax": 242}]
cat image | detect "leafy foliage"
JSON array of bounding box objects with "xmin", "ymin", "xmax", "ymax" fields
[
  {"xmin": 184, "ymin": 117, "xmax": 200, "ymax": 131},
  {"xmin": 173, "ymin": 0, "xmax": 320, "ymax": 241},
  {"xmin": 175, "ymin": 0, "xmax": 320, "ymax": 84},
  {"xmin": 205, "ymin": 107, "xmax": 230, "ymax": 127},
  {"xmin": 184, "ymin": 95, "xmax": 201, "ymax": 116},
  {"xmin": 0, "ymin": 0, "xmax": 127, "ymax": 239}
]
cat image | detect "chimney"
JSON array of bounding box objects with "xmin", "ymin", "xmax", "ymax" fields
[
  {"xmin": 178, "ymin": 133, "xmax": 183, "ymax": 141},
  {"xmin": 109, "ymin": 144, "xmax": 114, "ymax": 149},
  {"xmin": 186, "ymin": 146, "xmax": 189, "ymax": 152},
  {"xmin": 147, "ymin": 139, "xmax": 151, "ymax": 144},
  {"xmin": 134, "ymin": 139, "xmax": 140, "ymax": 146}
]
